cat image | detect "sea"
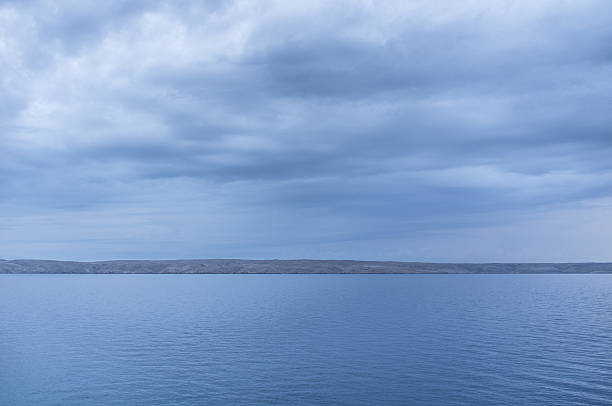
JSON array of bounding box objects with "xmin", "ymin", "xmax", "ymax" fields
[{"xmin": 1, "ymin": 274, "xmax": 611, "ymax": 405}]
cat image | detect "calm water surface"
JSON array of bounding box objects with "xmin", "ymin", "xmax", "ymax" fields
[{"xmin": 1, "ymin": 274, "xmax": 612, "ymax": 405}]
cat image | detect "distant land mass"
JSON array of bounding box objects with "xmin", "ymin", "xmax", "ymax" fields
[{"xmin": 1, "ymin": 259, "xmax": 612, "ymax": 274}]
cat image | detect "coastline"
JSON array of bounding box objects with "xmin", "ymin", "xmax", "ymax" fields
[{"xmin": 1, "ymin": 259, "xmax": 611, "ymax": 274}]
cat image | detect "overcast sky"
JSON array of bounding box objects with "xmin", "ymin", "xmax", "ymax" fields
[{"xmin": 1, "ymin": 0, "xmax": 612, "ymax": 261}]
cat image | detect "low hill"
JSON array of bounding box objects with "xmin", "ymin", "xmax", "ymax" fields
[{"xmin": 1, "ymin": 259, "xmax": 611, "ymax": 274}]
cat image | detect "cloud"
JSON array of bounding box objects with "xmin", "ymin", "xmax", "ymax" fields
[{"xmin": 1, "ymin": 0, "xmax": 612, "ymax": 260}]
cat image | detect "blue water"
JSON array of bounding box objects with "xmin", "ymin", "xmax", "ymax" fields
[{"xmin": 1, "ymin": 275, "xmax": 612, "ymax": 405}]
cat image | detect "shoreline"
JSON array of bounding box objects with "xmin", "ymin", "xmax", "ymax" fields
[{"xmin": 2, "ymin": 259, "xmax": 611, "ymax": 274}]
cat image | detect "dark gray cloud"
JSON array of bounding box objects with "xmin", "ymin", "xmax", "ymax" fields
[{"xmin": 1, "ymin": 0, "xmax": 612, "ymax": 261}]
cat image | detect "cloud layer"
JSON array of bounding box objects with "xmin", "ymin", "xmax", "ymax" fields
[{"xmin": 2, "ymin": 0, "xmax": 612, "ymax": 261}]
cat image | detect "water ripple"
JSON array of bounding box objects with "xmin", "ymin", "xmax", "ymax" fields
[{"xmin": 1, "ymin": 274, "xmax": 612, "ymax": 405}]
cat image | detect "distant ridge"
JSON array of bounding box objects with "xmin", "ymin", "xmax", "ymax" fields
[{"xmin": 1, "ymin": 259, "xmax": 611, "ymax": 274}]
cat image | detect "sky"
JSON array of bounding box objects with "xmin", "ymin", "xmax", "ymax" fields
[{"xmin": 1, "ymin": 0, "xmax": 612, "ymax": 262}]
